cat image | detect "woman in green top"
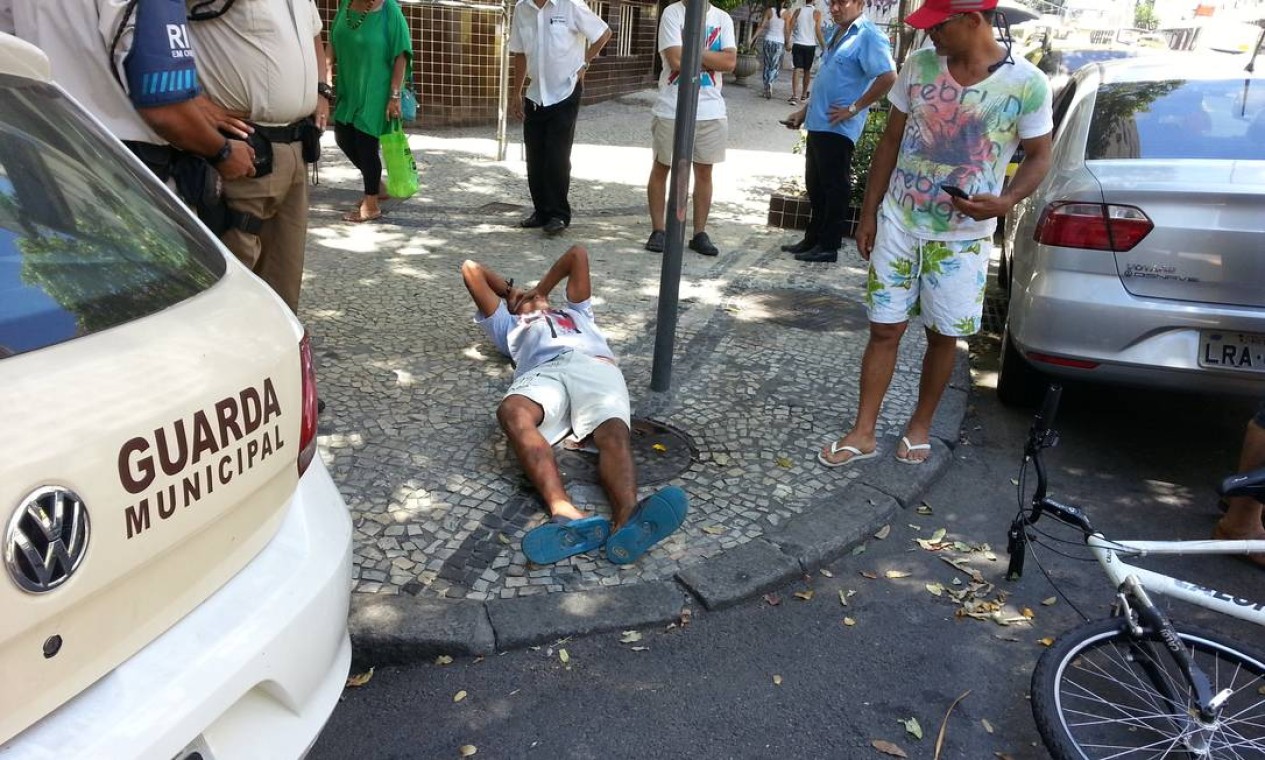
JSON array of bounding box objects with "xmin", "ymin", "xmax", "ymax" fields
[{"xmin": 329, "ymin": 0, "xmax": 413, "ymax": 222}]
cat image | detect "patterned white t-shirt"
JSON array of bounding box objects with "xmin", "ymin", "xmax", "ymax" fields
[
  {"xmin": 652, "ymin": 2, "xmax": 737, "ymax": 121},
  {"xmin": 883, "ymin": 48, "xmax": 1053, "ymax": 240}
]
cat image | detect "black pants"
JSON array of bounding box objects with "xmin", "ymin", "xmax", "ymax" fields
[
  {"xmin": 523, "ymin": 83, "xmax": 582, "ymax": 225},
  {"xmin": 334, "ymin": 122, "xmax": 382, "ymax": 196},
  {"xmin": 804, "ymin": 131, "xmax": 855, "ymax": 251}
]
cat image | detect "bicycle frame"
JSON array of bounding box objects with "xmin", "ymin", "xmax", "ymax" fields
[{"xmin": 1084, "ymin": 533, "xmax": 1265, "ymax": 627}]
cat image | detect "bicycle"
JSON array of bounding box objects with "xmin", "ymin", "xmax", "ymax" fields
[{"xmin": 1005, "ymin": 384, "xmax": 1265, "ymax": 759}]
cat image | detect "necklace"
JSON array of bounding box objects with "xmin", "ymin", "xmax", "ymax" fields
[{"xmin": 344, "ymin": 0, "xmax": 378, "ymax": 29}]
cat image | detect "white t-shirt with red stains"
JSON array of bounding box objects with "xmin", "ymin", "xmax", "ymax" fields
[
  {"xmin": 475, "ymin": 299, "xmax": 615, "ymax": 377},
  {"xmin": 883, "ymin": 48, "xmax": 1052, "ymax": 241}
]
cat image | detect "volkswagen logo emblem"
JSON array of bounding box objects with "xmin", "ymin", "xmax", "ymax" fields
[{"xmin": 5, "ymin": 486, "xmax": 90, "ymax": 593}]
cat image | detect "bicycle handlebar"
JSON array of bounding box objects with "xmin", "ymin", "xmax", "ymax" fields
[{"xmin": 1035, "ymin": 384, "xmax": 1062, "ymax": 437}]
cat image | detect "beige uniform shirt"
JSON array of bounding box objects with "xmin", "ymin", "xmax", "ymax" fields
[
  {"xmin": 10, "ymin": 0, "xmax": 165, "ymax": 143},
  {"xmin": 186, "ymin": 0, "xmax": 322, "ymax": 126}
]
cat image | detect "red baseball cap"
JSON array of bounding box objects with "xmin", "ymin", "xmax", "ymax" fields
[{"xmin": 904, "ymin": 0, "xmax": 998, "ymax": 29}]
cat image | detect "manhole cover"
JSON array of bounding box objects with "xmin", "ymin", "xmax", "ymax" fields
[
  {"xmin": 554, "ymin": 418, "xmax": 694, "ymax": 485},
  {"xmin": 729, "ymin": 288, "xmax": 867, "ymax": 332}
]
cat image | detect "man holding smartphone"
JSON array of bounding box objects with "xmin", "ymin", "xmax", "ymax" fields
[
  {"xmin": 780, "ymin": 0, "xmax": 895, "ymax": 263},
  {"xmin": 815, "ymin": 0, "xmax": 1052, "ymax": 468}
]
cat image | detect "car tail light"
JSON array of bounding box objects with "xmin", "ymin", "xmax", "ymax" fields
[
  {"xmin": 1028, "ymin": 352, "xmax": 1099, "ymax": 369},
  {"xmin": 1034, "ymin": 202, "xmax": 1152, "ymax": 251},
  {"xmin": 298, "ymin": 331, "xmax": 319, "ymax": 475}
]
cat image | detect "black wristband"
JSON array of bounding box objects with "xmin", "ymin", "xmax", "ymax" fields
[
  {"xmin": 208, "ymin": 139, "xmax": 233, "ymax": 166},
  {"xmin": 317, "ymin": 82, "xmax": 335, "ymax": 102}
]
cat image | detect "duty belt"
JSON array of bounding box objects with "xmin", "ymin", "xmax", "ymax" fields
[{"xmin": 252, "ymin": 119, "xmax": 307, "ymax": 143}]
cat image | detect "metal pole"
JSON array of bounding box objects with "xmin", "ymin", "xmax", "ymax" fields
[
  {"xmin": 650, "ymin": 0, "xmax": 706, "ymax": 392},
  {"xmin": 496, "ymin": 2, "xmax": 511, "ymax": 162}
]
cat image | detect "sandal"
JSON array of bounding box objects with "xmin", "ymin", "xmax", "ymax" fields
[
  {"xmin": 817, "ymin": 440, "xmax": 878, "ymax": 468},
  {"xmin": 522, "ymin": 514, "xmax": 611, "ymax": 565},
  {"xmin": 895, "ymin": 435, "xmax": 931, "ymax": 465}
]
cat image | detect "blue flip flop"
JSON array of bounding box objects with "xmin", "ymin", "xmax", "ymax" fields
[
  {"xmin": 605, "ymin": 486, "xmax": 689, "ymax": 565},
  {"xmin": 521, "ymin": 514, "xmax": 611, "ymax": 565}
]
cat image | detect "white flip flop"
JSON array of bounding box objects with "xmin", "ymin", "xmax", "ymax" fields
[
  {"xmin": 894, "ymin": 435, "xmax": 932, "ymax": 465},
  {"xmin": 817, "ymin": 440, "xmax": 878, "ymax": 468}
]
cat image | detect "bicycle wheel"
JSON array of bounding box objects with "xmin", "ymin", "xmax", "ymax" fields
[{"xmin": 1032, "ymin": 617, "xmax": 1265, "ymax": 759}]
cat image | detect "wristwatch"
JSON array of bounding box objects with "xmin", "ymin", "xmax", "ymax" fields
[
  {"xmin": 317, "ymin": 82, "xmax": 335, "ymax": 102},
  {"xmin": 844, "ymin": 103, "xmax": 858, "ymax": 117},
  {"xmin": 208, "ymin": 139, "xmax": 233, "ymax": 166}
]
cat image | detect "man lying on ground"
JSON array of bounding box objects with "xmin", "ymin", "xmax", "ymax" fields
[{"xmin": 461, "ymin": 245, "xmax": 688, "ymax": 565}]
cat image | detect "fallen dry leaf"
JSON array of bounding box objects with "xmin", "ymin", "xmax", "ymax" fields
[
  {"xmin": 885, "ymin": 570, "xmax": 912, "ymax": 579},
  {"xmin": 773, "ymin": 674, "xmax": 783, "ymax": 685},
  {"xmin": 1021, "ymin": 607, "xmax": 1035, "ymax": 619},
  {"xmin": 763, "ymin": 593, "xmax": 781, "ymax": 606},
  {"xmin": 874, "ymin": 524, "xmax": 891, "ymax": 540},
  {"xmin": 459, "ymin": 746, "xmax": 477, "ymax": 757},
  {"xmin": 435, "ymin": 655, "xmax": 454, "ymax": 665},
  {"xmin": 345, "ymin": 668, "xmax": 374, "ymax": 688},
  {"xmin": 651, "ymin": 443, "xmax": 668, "ymax": 452},
  {"xmin": 776, "ymin": 456, "xmax": 793, "ymax": 469},
  {"xmin": 861, "ymin": 571, "xmax": 878, "ymax": 579},
  {"xmin": 819, "ymin": 568, "xmax": 834, "ymax": 578},
  {"xmin": 871, "ymin": 739, "xmax": 908, "ymax": 758},
  {"xmin": 620, "ymin": 630, "xmax": 643, "ymax": 644},
  {"xmin": 558, "ymin": 648, "xmax": 570, "ymax": 664},
  {"xmin": 929, "ymin": 528, "xmax": 947, "ymax": 544},
  {"xmin": 843, "ymin": 616, "xmax": 856, "ymax": 626},
  {"xmin": 981, "ymin": 718, "xmax": 994, "ymax": 734},
  {"xmin": 901, "ymin": 717, "xmax": 923, "ymax": 740},
  {"xmin": 916, "ymin": 503, "xmax": 934, "ymax": 515},
  {"xmin": 934, "ymin": 690, "xmax": 971, "ymax": 759},
  {"xmin": 630, "ymin": 646, "xmax": 649, "ymax": 652},
  {"xmin": 496, "ymin": 533, "xmax": 511, "ymax": 545},
  {"xmin": 1038, "ymin": 637, "xmax": 1055, "ymax": 647},
  {"xmin": 852, "ymin": 544, "xmax": 868, "ymax": 556},
  {"xmin": 794, "ymin": 590, "xmax": 815, "ymax": 601},
  {"xmin": 926, "ymin": 583, "xmax": 945, "ymax": 597},
  {"xmin": 1042, "ymin": 597, "xmax": 1058, "ymax": 606},
  {"xmin": 702, "ymin": 525, "xmax": 726, "ymax": 535},
  {"xmin": 838, "ymin": 590, "xmax": 849, "ymax": 607},
  {"xmin": 453, "ymin": 690, "xmax": 467, "ymax": 703}
]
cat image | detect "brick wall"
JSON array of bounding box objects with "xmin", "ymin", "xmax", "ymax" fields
[{"xmin": 319, "ymin": 0, "xmax": 658, "ymax": 128}]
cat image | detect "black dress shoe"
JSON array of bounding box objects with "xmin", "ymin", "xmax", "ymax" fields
[
  {"xmin": 780, "ymin": 239, "xmax": 815, "ymax": 254},
  {"xmin": 519, "ymin": 213, "xmax": 545, "ymax": 228},
  {"xmin": 794, "ymin": 245, "xmax": 838, "ymax": 263},
  {"xmin": 543, "ymin": 217, "xmax": 567, "ymax": 235}
]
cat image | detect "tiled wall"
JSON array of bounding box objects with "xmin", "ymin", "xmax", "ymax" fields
[{"xmin": 319, "ymin": 0, "xmax": 659, "ymax": 128}]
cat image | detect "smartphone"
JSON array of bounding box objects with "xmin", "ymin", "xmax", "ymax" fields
[{"xmin": 940, "ymin": 184, "xmax": 969, "ymax": 200}]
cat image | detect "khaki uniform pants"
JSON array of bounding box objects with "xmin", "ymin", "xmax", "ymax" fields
[{"xmin": 220, "ymin": 141, "xmax": 308, "ymax": 313}]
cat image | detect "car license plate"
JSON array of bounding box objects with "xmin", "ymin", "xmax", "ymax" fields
[{"xmin": 1199, "ymin": 331, "xmax": 1265, "ymax": 373}]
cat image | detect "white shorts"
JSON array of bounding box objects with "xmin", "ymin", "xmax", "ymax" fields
[
  {"xmin": 652, "ymin": 116, "xmax": 727, "ymax": 165},
  {"xmin": 864, "ymin": 213, "xmax": 991, "ymax": 337},
  {"xmin": 505, "ymin": 350, "xmax": 631, "ymax": 445}
]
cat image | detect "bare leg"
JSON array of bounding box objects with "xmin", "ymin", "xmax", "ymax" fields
[
  {"xmin": 497, "ymin": 396, "xmax": 584, "ymax": 521},
  {"xmin": 692, "ymin": 162, "xmax": 713, "ymax": 235},
  {"xmin": 591, "ymin": 418, "xmax": 638, "ymax": 529},
  {"xmin": 1218, "ymin": 418, "xmax": 1265, "ymax": 543},
  {"xmin": 898, "ymin": 329, "xmax": 959, "ymax": 463},
  {"xmin": 820, "ymin": 321, "xmax": 906, "ymax": 464},
  {"xmin": 790, "ymin": 68, "xmax": 802, "ymax": 99},
  {"xmin": 801, "ymin": 67, "xmax": 812, "ymax": 101},
  {"xmin": 647, "ymin": 161, "xmax": 670, "ymax": 233}
]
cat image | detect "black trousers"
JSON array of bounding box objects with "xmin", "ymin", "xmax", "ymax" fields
[
  {"xmin": 804, "ymin": 130, "xmax": 855, "ymax": 251},
  {"xmin": 523, "ymin": 83, "xmax": 582, "ymax": 225},
  {"xmin": 333, "ymin": 122, "xmax": 382, "ymax": 196}
]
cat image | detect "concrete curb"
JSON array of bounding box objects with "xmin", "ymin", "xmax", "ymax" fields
[{"xmin": 347, "ymin": 343, "xmax": 969, "ymax": 663}]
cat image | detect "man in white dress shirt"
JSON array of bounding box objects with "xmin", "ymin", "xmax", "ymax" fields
[{"xmin": 508, "ymin": 0, "xmax": 611, "ymax": 236}]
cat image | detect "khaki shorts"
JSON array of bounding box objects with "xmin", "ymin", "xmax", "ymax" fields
[
  {"xmin": 505, "ymin": 350, "xmax": 631, "ymax": 445},
  {"xmin": 652, "ymin": 116, "xmax": 727, "ymax": 166}
]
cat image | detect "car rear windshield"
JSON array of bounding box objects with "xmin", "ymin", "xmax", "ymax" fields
[
  {"xmin": 0, "ymin": 74, "xmax": 226, "ymax": 360},
  {"xmin": 1087, "ymin": 77, "xmax": 1265, "ymax": 160}
]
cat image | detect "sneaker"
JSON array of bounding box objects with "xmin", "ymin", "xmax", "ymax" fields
[
  {"xmin": 788, "ymin": 97, "xmax": 798, "ymax": 105},
  {"xmin": 644, "ymin": 229, "xmax": 666, "ymax": 252},
  {"xmin": 688, "ymin": 231, "xmax": 719, "ymax": 257},
  {"xmin": 763, "ymin": 85, "xmax": 772, "ymax": 99}
]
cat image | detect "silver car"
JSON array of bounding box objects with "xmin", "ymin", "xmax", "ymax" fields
[{"xmin": 998, "ymin": 54, "xmax": 1265, "ymax": 405}]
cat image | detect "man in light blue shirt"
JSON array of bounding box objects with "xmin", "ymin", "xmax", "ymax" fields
[{"xmin": 782, "ymin": 0, "xmax": 895, "ymax": 262}]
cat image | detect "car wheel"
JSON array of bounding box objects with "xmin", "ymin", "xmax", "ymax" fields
[{"xmin": 997, "ymin": 323, "xmax": 1045, "ymax": 407}]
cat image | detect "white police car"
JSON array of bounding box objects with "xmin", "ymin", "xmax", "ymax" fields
[{"xmin": 0, "ymin": 33, "xmax": 352, "ymax": 759}]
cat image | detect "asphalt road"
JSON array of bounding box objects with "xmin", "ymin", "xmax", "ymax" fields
[{"xmin": 311, "ymin": 332, "xmax": 1260, "ymax": 760}]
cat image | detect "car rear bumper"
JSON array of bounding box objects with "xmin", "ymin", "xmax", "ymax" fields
[
  {"xmin": 2, "ymin": 457, "xmax": 353, "ymax": 760},
  {"xmin": 1009, "ymin": 269, "xmax": 1265, "ymax": 395}
]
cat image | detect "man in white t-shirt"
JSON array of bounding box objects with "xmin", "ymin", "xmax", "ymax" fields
[
  {"xmin": 461, "ymin": 246, "xmax": 689, "ymax": 565},
  {"xmin": 508, "ymin": 0, "xmax": 611, "ymax": 236},
  {"xmin": 816, "ymin": 0, "xmax": 1053, "ymax": 468},
  {"xmin": 644, "ymin": 0, "xmax": 736, "ymax": 258}
]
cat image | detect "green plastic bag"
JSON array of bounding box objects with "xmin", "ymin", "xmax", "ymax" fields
[{"xmin": 381, "ymin": 120, "xmax": 418, "ymax": 199}]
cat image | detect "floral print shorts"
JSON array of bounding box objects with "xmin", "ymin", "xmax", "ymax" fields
[{"xmin": 864, "ymin": 214, "xmax": 991, "ymax": 337}]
